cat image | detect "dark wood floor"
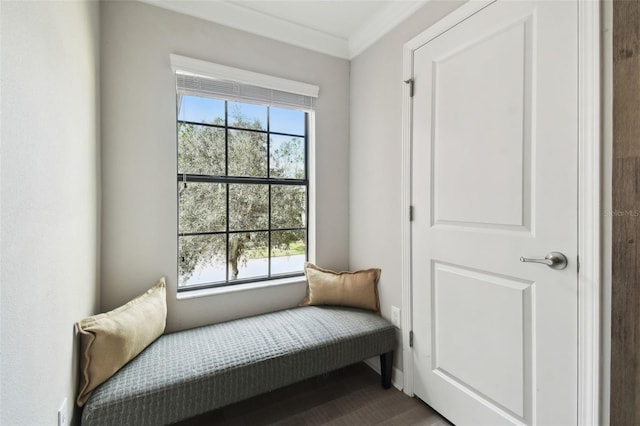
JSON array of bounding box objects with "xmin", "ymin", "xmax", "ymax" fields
[{"xmin": 174, "ymin": 362, "xmax": 451, "ymax": 425}]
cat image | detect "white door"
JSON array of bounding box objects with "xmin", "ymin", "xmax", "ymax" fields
[{"xmin": 410, "ymin": 1, "xmax": 578, "ymax": 425}]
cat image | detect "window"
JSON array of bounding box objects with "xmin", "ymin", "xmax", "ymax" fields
[{"xmin": 172, "ymin": 56, "xmax": 318, "ymax": 290}]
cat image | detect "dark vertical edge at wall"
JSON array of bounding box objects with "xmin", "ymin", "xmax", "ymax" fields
[{"xmin": 610, "ymin": 0, "xmax": 640, "ymax": 424}]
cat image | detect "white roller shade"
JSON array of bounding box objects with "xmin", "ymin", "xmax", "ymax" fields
[{"xmin": 171, "ymin": 54, "xmax": 319, "ymax": 111}]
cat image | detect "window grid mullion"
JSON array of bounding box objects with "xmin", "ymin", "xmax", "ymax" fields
[
  {"xmin": 224, "ymin": 100, "xmax": 230, "ymax": 282},
  {"xmin": 267, "ymin": 106, "xmax": 272, "ymax": 278},
  {"xmin": 304, "ymin": 113, "xmax": 309, "ymax": 261},
  {"xmin": 180, "ymin": 226, "xmax": 306, "ymax": 238},
  {"xmin": 177, "ymin": 119, "xmax": 304, "ymax": 139},
  {"xmin": 176, "ymin": 174, "xmax": 307, "ymax": 186}
]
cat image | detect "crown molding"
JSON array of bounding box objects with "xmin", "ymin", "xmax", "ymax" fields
[
  {"xmin": 349, "ymin": 1, "xmax": 428, "ymax": 59},
  {"xmin": 139, "ymin": 0, "xmax": 429, "ymax": 60}
]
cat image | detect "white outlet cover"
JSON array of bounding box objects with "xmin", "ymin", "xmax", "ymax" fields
[
  {"xmin": 391, "ymin": 306, "xmax": 401, "ymax": 327},
  {"xmin": 58, "ymin": 397, "xmax": 67, "ymax": 426}
]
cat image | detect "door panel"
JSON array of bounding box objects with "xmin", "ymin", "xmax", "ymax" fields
[
  {"xmin": 432, "ymin": 262, "xmax": 532, "ymax": 418},
  {"xmin": 432, "ymin": 17, "xmax": 531, "ymax": 229},
  {"xmin": 411, "ymin": 1, "xmax": 577, "ymax": 425}
]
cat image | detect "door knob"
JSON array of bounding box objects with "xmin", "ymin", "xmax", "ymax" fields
[{"xmin": 520, "ymin": 252, "xmax": 568, "ymax": 270}]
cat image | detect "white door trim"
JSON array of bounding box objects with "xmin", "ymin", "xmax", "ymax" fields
[
  {"xmin": 400, "ymin": 1, "xmax": 601, "ymax": 424},
  {"xmin": 577, "ymin": 1, "xmax": 601, "ymax": 424}
]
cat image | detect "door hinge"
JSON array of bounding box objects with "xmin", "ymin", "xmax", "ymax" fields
[
  {"xmin": 409, "ymin": 205, "xmax": 414, "ymax": 222},
  {"xmin": 409, "ymin": 330, "xmax": 414, "ymax": 348},
  {"xmin": 404, "ymin": 78, "xmax": 414, "ymax": 97}
]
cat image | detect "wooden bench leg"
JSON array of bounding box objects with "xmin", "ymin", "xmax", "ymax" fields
[{"xmin": 380, "ymin": 351, "xmax": 393, "ymax": 389}]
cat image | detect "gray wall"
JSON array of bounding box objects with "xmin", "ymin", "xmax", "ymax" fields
[
  {"xmin": 349, "ymin": 0, "xmax": 465, "ymax": 374},
  {"xmin": 0, "ymin": 0, "xmax": 101, "ymax": 424},
  {"xmin": 100, "ymin": 0, "xmax": 350, "ymax": 332}
]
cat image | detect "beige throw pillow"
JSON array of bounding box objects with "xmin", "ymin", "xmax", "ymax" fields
[
  {"xmin": 76, "ymin": 277, "xmax": 167, "ymax": 406},
  {"xmin": 300, "ymin": 263, "xmax": 381, "ymax": 313}
]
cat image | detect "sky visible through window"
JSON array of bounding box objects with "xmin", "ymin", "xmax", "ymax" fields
[{"xmin": 178, "ymin": 96, "xmax": 305, "ymax": 136}]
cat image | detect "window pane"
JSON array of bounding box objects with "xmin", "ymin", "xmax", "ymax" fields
[
  {"xmin": 228, "ymin": 130, "xmax": 267, "ymax": 177},
  {"xmin": 270, "ymin": 135, "xmax": 305, "ymax": 179},
  {"xmin": 177, "ymin": 85, "xmax": 309, "ymax": 288},
  {"xmin": 178, "ymin": 182, "xmax": 226, "ymax": 234},
  {"xmin": 271, "ymin": 185, "xmax": 306, "ymax": 229},
  {"xmin": 178, "ymin": 95, "xmax": 225, "ymax": 125},
  {"xmin": 229, "ymin": 232, "xmax": 268, "ymax": 280},
  {"xmin": 178, "ymin": 123, "xmax": 225, "ymax": 176},
  {"xmin": 228, "ymin": 101, "xmax": 267, "ymax": 130},
  {"xmin": 271, "ymin": 230, "xmax": 305, "ymax": 275},
  {"xmin": 270, "ymin": 107, "xmax": 305, "ymax": 136},
  {"xmin": 179, "ymin": 234, "xmax": 226, "ymax": 287},
  {"xmin": 229, "ymin": 184, "xmax": 268, "ymax": 231}
]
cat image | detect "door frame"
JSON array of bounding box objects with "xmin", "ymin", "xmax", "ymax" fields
[{"xmin": 400, "ymin": 1, "xmax": 601, "ymax": 424}]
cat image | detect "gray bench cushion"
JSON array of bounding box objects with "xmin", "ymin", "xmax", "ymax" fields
[{"xmin": 81, "ymin": 306, "xmax": 396, "ymax": 426}]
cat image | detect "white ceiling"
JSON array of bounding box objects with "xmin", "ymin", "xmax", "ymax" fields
[{"xmin": 140, "ymin": 0, "xmax": 428, "ymax": 59}]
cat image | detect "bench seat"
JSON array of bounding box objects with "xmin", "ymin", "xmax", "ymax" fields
[{"xmin": 81, "ymin": 306, "xmax": 396, "ymax": 426}]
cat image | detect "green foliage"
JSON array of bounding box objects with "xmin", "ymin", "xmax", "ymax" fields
[{"xmin": 178, "ymin": 107, "xmax": 306, "ymax": 285}]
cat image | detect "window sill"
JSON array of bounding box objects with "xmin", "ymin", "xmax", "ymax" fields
[{"xmin": 175, "ymin": 276, "xmax": 307, "ymax": 300}]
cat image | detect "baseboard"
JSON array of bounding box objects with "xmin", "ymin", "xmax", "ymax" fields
[{"xmin": 363, "ymin": 357, "xmax": 404, "ymax": 391}]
